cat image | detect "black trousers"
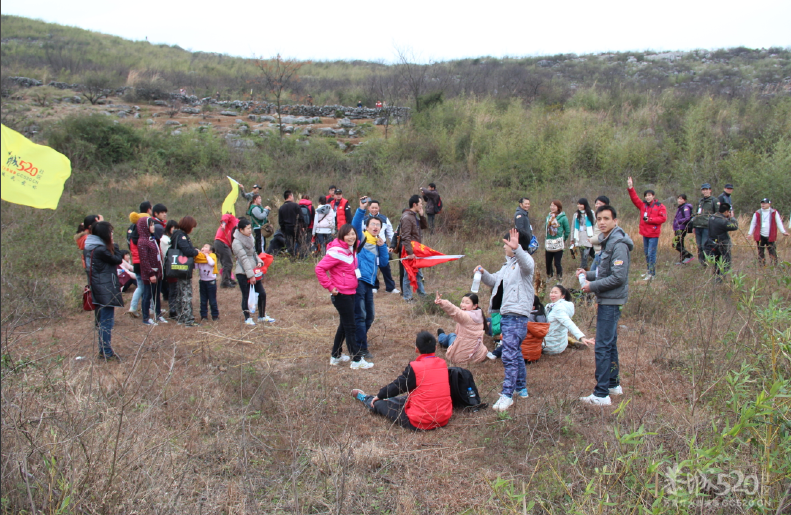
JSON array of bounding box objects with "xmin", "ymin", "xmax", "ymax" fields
[
  {"xmin": 362, "ymin": 395, "xmax": 417, "ymax": 430},
  {"xmin": 331, "ymin": 293, "xmax": 360, "ymax": 361},
  {"xmin": 237, "ymin": 274, "xmax": 266, "ymax": 319},
  {"xmin": 757, "ymin": 236, "xmax": 778, "ymax": 266},
  {"xmin": 673, "ymin": 230, "xmax": 693, "ymax": 260},
  {"xmin": 545, "ymin": 250, "xmax": 564, "ymax": 278},
  {"xmin": 215, "ymin": 240, "xmax": 235, "ymax": 287},
  {"xmin": 373, "ymin": 263, "xmax": 397, "ymax": 291},
  {"xmin": 253, "ymin": 228, "xmax": 266, "ymax": 255}
]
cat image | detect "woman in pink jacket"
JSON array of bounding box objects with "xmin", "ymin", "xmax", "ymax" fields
[
  {"xmin": 434, "ymin": 292, "xmax": 488, "ymax": 366},
  {"xmin": 315, "ymin": 224, "xmax": 374, "ymax": 370}
]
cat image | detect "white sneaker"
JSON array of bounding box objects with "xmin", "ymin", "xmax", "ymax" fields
[
  {"xmin": 339, "ymin": 354, "xmax": 351, "ymax": 362},
  {"xmin": 492, "ymin": 394, "xmax": 514, "ymax": 412},
  {"xmin": 350, "ymin": 358, "xmax": 374, "ymax": 370},
  {"xmin": 371, "ymin": 289, "xmax": 378, "ymax": 294},
  {"xmin": 157, "ymin": 316, "xmax": 169, "ymax": 324},
  {"xmin": 258, "ymin": 315, "xmax": 276, "ymax": 323},
  {"xmin": 609, "ymin": 386, "xmax": 623, "ymax": 396},
  {"xmin": 391, "ymin": 288, "xmax": 401, "ymax": 294},
  {"xmin": 580, "ymin": 394, "xmax": 612, "ymax": 406},
  {"xmin": 244, "ymin": 318, "xmax": 256, "ymax": 326},
  {"xmin": 330, "ymin": 356, "xmax": 341, "ymax": 366},
  {"xmin": 487, "ymin": 352, "xmax": 497, "ymax": 360}
]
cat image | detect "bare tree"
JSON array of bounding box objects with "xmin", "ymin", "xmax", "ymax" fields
[
  {"xmin": 395, "ymin": 47, "xmax": 428, "ymax": 111},
  {"xmin": 255, "ymin": 54, "xmax": 304, "ymax": 139},
  {"xmin": 81, "ymin": 72, "xmax": 114, "ymax": 105},
  {"xmin": 365, "ymin": 73, "xmax": 403, "ymax": 139}
]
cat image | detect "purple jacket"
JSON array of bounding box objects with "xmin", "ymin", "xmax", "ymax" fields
[{"xmin": 673, "ymin": 203, "xmax": 693, "ymax": 232}]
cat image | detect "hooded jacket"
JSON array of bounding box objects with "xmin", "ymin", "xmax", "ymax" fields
[
  {"xmin": 313, "ymin": 204, "xmax": 336, "ymax": 235},
  {"xmin": 514, "ymin": 206, "xmax": 533, "ymax": 251},
  {"xmin": 214, "ymin": 214, "xmax": 239, "ymax": 247},
  {"xmin": 420, "ymin": 188, "xmax": 440, "ymax": 215},
  {"xmin": 399, "ymin": 209, "xmax": 426, "ymax": 255},
  {"xmin": 673, "ymin": 202, "xmax": 694, "ymax": 232},
  {"xmin": 352, "ymin": 208, "xmax": 390, "ymax": 286},
  {"xmin": 127, "ymin": 212, "xmax": 145, "ymax": 264},
  {"xmin": 232, "ymin": 228, "xmax": 260, "ymax": 278},
  {"xmin": 437, "ymin": 300, "xmax": 488, "ymax": 365},
  {"xmin": 136, "ymin": 217, "xmax": 162, "ymax": 283},
  {"xmin": 481, "ymin": 245, "xmax": 536, "ymax": 317},
  {"xmin": 84, "ymin": 235, "xmax": 124, "ymax": 308},
  {"xmin": 542, "ymin": 299, "xmax": 585, "ymax": 355},
  {"xmin": 627, "ymin": 187, "xmax": 667, "ymax": 238},
  {"xmin": 585, "ymin": 226, "xmax": 634, "ymax": 305},
  {"xmin": 314, "ymin": 238, "xmax": 359, "ymax": 295}
]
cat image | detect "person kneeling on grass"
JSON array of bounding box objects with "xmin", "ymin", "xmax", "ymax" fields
[
  {"xmin": 435, "ymin": 292, "xmax": 488, "ymax": 366},
  {"xmin": 352, "ymin": 331, "xmax": 452, "ymax": 431}
]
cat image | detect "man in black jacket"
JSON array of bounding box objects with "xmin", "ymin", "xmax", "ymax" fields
[
  {"xmin": 692, "ymin": 183, "xmax": 720, "ymax": 266},
  {"xmin": 514, "ymin": 197, "xmax": 533, "ymax": 251},
  {"xmin": 706, "ymin": 203, "xmax": 738, "ymax": 281},
  {"xmin": 278, "ymin": 190, "xmax": 303, "ymax": 256}
]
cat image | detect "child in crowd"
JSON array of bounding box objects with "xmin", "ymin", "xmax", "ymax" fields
[
  {"xmin": 194, "ymin": 244, "xmax": 220, "ymax": 322},
  {"xmin": 542, "ymin": 285, "xmax": 594, "ymax": 355},
  {"xmin": 434, "ymin": 292, "xmax": 488, "ymax": 366},
  {"xmin": 118, "ymin": 250, "xmax": 137, "ymax": 293}
]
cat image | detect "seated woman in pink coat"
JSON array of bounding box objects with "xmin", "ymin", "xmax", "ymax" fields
[{"xmin": 434, "ymin": 292, "xmax": 489, "ymax": 366}]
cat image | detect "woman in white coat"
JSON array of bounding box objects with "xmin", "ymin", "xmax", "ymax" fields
[{"xmin": 543, "ymin": 285, "xmax": 594, "ymax": 354}]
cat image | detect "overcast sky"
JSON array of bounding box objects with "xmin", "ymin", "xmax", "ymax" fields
[{"xmin": 3, "ymin": 0, "xmax": 790, "ymax": 62}]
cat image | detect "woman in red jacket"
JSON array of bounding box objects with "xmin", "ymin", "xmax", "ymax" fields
[{"xmin": 627, "ymin": 177, "xmax": 667, "ymax": 280}]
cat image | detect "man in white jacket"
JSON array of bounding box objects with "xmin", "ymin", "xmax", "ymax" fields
[
  {"xmin": 312, "ymin": 196, "xmax": 336, "ymax": 255},
  {"xmin": 747, "ymin": 198, "xmax": 788, "ymax": 266}
]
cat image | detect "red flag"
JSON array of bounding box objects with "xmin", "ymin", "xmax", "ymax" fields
[
  {"xmin": 256, "ymin": 252, "xmax": 274, "ymax": 275},
  {"xmin": 401, "ymin": 242, "xmax": 464, "ymax": 292}
]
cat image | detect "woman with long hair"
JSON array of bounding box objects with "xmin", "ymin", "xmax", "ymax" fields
[
  {"xmin": 84, "ymin": 221, "xmax": 125, "ymax": 360},
  {"xmin": 169, "ymin": 216, "xmax": 200, "ymax": 326},
  {"xmin": 544, "ymin": 200, "xmax": 570, "ymax": 280},
  {"xmin": 571, "ymin": 198, "xmax": 596, "ymax": 270},
  {"xmin": 315, "ymin": 224, "xmax": 373, "ymax": 370},
  {"xmin": 434, "ymin": 291, "xmax": 489, "ymax": 366}
]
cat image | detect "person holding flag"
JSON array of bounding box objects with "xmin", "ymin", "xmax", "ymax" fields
[
  {"xmin": 475, "ymin": 228, "xmax": 536, "ymax": 412},
  {"xmin": 399, "ymin": 195, "xmax": 428, "ymax": 302}
]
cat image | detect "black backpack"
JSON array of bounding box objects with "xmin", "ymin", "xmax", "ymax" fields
[
  {"xmin": 435, "ymin": 195, "xmax": 443, "ymax": 213},
  {"xmin": 447, "ymin": 367, "xmax": 486, "ymax": 411},
  {"xmin": 299, "ymin": 205, "xmax": 311, "ymax": 226}
]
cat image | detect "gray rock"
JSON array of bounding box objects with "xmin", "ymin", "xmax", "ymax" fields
[
  {"xmin": 337, "ymin": 142, "xmax": 347, "ymax": 151},
  {"xmin": 172, "ymin": 130, "xmax": 182, "ymax": 135},
  {"xmin": 220, "ymin": 110, "xmax": 238, "ymax": 116},
  {"xmin": 198, "ymin": 121, "xmax": 212, "ymax": 126},
  {"xmin": 154, "ymin": 100, "xmax": 168, "ymax": 106},
  {"xmin": 229, "ymin": 139, "xmax": 255, "ymax": 148},
  {"xmin": 164, "ymin": 120, "xmax": 181, "ymax": 126},
  {"xmin": 116, "ymin": 111, "xmax": 128, "ymax": 118},
  {"xmin": 133, "ymin": 113, "xmax": 141, "ymax": 119},
  {"xmin": 100, "ymin": 111, "xmax": 112, "ymax": 116},
  {"xmin": 146, "ymin": 119, "xmax": 155, "ymax": 125},
  {"xmin": 335, "ymin": 128, "xmax": 347, "ymax": 136},
  {"xmin": 374, "ymin": 117, "xmax": 388, "ymax": 125},
  {"xmin": 301, "ymin": 127, "xmax": 312, "ymax": 136},
  {"xmin": 338, "ymin": 117, "xmax": 355, "ymax": 128},
  {"xmin": 238, "ymin": 126, "xmax": 249, "ymax": 134},
  {"xmin": 251, "ymin": 129, "xmax": 260, "ymax": 135},
  {"xmin": 72, "ymin": 96, "xmax": 82, "ymax": 104},
  {"xmin": 235, "ymin": 119, "xmax": 243, "ymax": 124},
  {"xmin": 182, "ymin": 107, "xmax": 201, "ymax": 114},
  {"xmin": 320, "ymin": 128, "xmax": 336, "ymax": 137}
]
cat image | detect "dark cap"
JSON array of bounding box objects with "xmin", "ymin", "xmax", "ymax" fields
[
  {"xmin": 701, "ymin": 183, "xmax": 712, "ymax": 190},
  {"xmin": 724, "ymin": 183, "xmax": 734, "ymax": 189},
  {"xmin": 334, "ymin": 189, "xmax": 343, "ymax": 194},
  {"xmin": 253, "ymin": 184, "xmax": 261, "ymax": 189},
  {"xmin": 761, "ymin": 198, "xmax": 771, "ymax": 204}
]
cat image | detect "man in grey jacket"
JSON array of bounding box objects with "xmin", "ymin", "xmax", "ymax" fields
[
  {"xmin": 577, "ymin": 205, "xmax": 633, "ymax": 406},
  {"xmin": 514, "ymin": 197, "xmax": 533, "ymax": 251},
  {"xmin": 475, "ymin": 228, "xmax": 535, "ymax": 412}
]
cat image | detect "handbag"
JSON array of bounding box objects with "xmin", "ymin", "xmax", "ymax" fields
[
  {"xmin": 82, "ymin": 250, "xmax": 96, "ymax": 311},
  {"xmin": 248, "ymin": 284, "xmax": 258, "ymax": 314},
  {"xmin": 545, "ymin": 238, "xmax": 564, "ymax": 252},
  {"xmin": 261, "ymin": 223, "xmax": 275, "ymax": 239},
  {"xmin": 165, "ymin": 231, "xmax": 194, "ymax": 279},
  {"xmin": 490, "ymin": 313, "xmax": 502, "ymax": 337}
]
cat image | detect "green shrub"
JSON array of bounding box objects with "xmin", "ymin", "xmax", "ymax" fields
[{"xmin": 48, "ymin": 114, "xmax": 141, "ymax": 170}]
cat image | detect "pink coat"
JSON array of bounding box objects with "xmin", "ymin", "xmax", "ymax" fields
[
  {"xmin": 438, "ymin": 299, "xmax": 488, "ymax": 365},
  {"xmin": 315, "ymin": 238, "xmax": 358, "ymax": 295}
]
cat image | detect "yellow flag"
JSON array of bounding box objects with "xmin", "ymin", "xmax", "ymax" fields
[
  {"xmin": 221, "ymin": 176, "xmax": 238, "ymax": 216},
  {"xmin": 1, "ymin": 124, "xmax": 72, "ymax": 210}
]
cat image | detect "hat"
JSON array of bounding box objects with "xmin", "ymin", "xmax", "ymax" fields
[
  {"xmin": 334, "ymin": 189, "xmax": 343, "ymax": 194},
  {"xmin": 700, "ymin": 183, "xmax": 711, "ymax": 190},
  {"xmin": 761, "ymin": 198, "xmax": 771, "ymax": 204},
  {"xmin": 253, "ymin": 184, "xmax": 261, "ymax": 189},
  {"xmin": 724, "ymin": 183, "xmax": 734, "ymax": 189}
]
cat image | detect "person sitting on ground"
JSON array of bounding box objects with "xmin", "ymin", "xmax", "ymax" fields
[
  {"xmin": 351, "ymin": 331, "xmax": 452, "ymax": 431},
  {"xmin": 434, "ymin": 292, "xmax": 488, "ymax": 366},
  {"xmin": 76, "ymin": 214, "xmax": 103, "ymax": 269},
  {"xmin": 118, "ymin": 250, "xmax": 137, "ymax": 293},
  {"xmin": 542, "ymin": 285, "xmax": 595, "ymax": 355}
]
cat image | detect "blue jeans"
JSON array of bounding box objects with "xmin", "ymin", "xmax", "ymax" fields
[
  {"xmin": 374, "ymin": 263, "xmax": 397, "ymax": 292},
  {"xmin": 500, "ymin": 315, "xmax": 528, "ymax": 397},
  {"xmin": 402, "ymin": 269, "xmax": 425, "ymax": 300},
  {"xmin": 355, "ymin": 281, "xmax": 375, "ymax": 351},
  {"xmin": 695, "ymin": 228, "xmax": 709, "ymax": 265},
  {"xmin": 129, "ymin": 273, "xmax": 143, "ymax": 310},
  {"xmin": 642, "ymin": 236, "xmax": 658, "ymax": 276},
  {"xmin": 96, "ymin": 306, "xmax": 115, "ymax": 357},
  {"xmin": 438, "ymin": 332, "xmax": 457, "ymax": 349},
  {"xmin": 141, "ymin": 281, "xmax": 162, "ymax": 322},
  {"xmin": 591, "ymin": 252, "xmax": 601, "ymax": 272},
  {"xmin": 594, "ymin": 304, "xmax": 621, "ymax": 397}
]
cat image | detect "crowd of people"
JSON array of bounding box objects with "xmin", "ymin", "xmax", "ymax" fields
[{"xmin": 77, "ymin": 178, "xmax": 788, "ymax": 429}]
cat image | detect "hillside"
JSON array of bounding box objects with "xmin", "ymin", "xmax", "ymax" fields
[{"xmin": 2, "ymin": 15, "xmax": 790, "ymax": 107}]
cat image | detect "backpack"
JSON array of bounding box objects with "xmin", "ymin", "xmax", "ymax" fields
[
  {"xmin": 126, "ymin": 223, "xmax": 139, "ymax": 249},
  {"xmin": 447, "ymin": 367, "xmax": 486, "ymax": 411},
  {"xmin": 299, "ymin": 205, "xmax": 311, "ymax": 227},
  {"xmin": 435, "ymin": 195, "xmax": 443, "ymax": 213}
]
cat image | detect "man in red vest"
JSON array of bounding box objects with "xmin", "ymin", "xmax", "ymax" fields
[
  {"xmin": 351, "ymin": 331, "xmax": 452, "ymax": 431},
  {"xmin": 747, "ymin": 198, "xmax": 788, "ymax": 266},
  {"xmin": 331, "ymin": 189, "xmax": 352, "ymax": 229}
]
